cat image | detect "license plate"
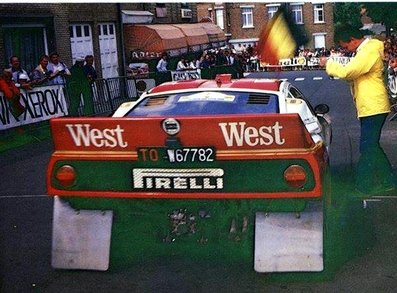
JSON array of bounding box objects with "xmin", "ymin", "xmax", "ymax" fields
[
  {"xmin": 166, "ymin": 147, "xmax": 215, "ymax": 163},
  {"xmin": 138, "ymin": 147, "xmax": 215, "ymax": 163}
]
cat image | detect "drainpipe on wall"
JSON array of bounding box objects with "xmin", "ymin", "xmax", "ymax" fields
[{"xmin": 117, "ymin": 3, "xmax": 126, "ymax": 76}]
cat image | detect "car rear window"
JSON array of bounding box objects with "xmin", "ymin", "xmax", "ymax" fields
[{"xmin": 127, "ymin": 91, "xmax": 279, "ymax": 117}]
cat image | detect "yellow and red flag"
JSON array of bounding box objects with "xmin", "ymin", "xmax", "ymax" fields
[{"xmin": 257, "ymin": 6, "xmax": 308, "ymax": 65}]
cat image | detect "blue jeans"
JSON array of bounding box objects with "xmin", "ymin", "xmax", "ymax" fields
[{"xmin": 356, "ymin": 113, "xmax": 395, "ymax": 192}]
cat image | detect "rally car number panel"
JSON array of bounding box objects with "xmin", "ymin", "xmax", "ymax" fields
[{"xmin": 138, "ymin": 147, "xmax": 215, "ymax": 163}]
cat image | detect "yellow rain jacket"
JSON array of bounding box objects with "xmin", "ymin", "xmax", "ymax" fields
[{"xmin": 326, "ymin": 38, "xmax": 390, "ymax": 118}]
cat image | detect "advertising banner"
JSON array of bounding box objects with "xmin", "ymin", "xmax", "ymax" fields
[
  {"xmin": 260, "ymin": 56, "xmax": 352, "ymax": 69},
  {"xmin": 0, "ymin": 85, "xmax": 68, "ymax": 130},
  {"xmin": 171, "ymin": 70, "xmax": 201, "ymax": 81}
]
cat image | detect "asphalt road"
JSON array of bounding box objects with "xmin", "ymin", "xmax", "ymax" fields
[{"xmin": 1, "ymin": 70, "xmax": 397, "ymax": 292}]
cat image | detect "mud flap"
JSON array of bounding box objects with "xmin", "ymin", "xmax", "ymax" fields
[
  {"xmin": 51, "ymin": 196, "xmax": 113, "ymax": 270},
  {"xmin": 254, "ymin": 202, "xmax": 323, "ymax": 272}
]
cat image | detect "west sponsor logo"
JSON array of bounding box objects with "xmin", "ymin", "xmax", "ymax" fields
[
  {"xmin": 133, "ymin": 168, "xmax": 224, "ymax": 190},
  {"xmin": 66, "ymin": 124, "xmax": 128, "ymax": 148},
  {"xmin": 218, "ymin": 121, "xmax": 285, "ymax": 147}
]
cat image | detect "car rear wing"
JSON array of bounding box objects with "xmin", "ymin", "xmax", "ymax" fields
[{"xmin": 49, "ymin": 114, "xmax": 316, "ymax": 152}]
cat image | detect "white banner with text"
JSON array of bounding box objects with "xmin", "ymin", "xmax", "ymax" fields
[
  {"xmin": 171, "ymin": 70, "xmax": 201, "ymax": 81},
  {"xmin": 261, "ymin": 56, "xmax": 352, "ymax": 68},
  {"xmin": 0, "ymin": 85, "xmax": 68, "ymax": 130}
]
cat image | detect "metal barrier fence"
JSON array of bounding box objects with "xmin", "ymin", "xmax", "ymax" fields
[
  {"xmin": 53, "ymin": 76, "xmax": 147, "ymax": 117},
  {"xmin": 85, "ymin": 76, "xmax": 141, "ymax": 116}
]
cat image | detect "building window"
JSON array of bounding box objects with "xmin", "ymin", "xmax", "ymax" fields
[
  {"xmin": 313, "ymin": 33, "xmax": 326, "ymax": 49},
  {"xmin": 291, "ymin": 4, "xmax": 303, "ymax": 24},
  {"xmin": 267, "ymin": 5, "xmax": 279, "ymax": 19},
  {"xmin": 314, "ymin": 4, "xmax": 324, "ymax": 23},
  {"xmin": 241, "ymin": 7, "xmax": 254, "ymax": 28},
  {"xmin": 156, "ymin": 3, "xmax": 167, "ymax": 18},
  {"xmin": 215, "ymin": 8, "xmax": 224, "ymax": 30},
  {"xmin": 3, "ymin": 25, "xmax": 47, "ymax": 73},
  {"xmin": 70, "ymin": 24, "xmax": 94, "ymax": 65},
  {"xmin": 208, "ymin": 8, "xmax": 213, "ymax": 21}
]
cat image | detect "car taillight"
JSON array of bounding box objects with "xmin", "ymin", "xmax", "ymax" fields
[
  {"xmin": 55, "ymin": 165, "xmax": 76, "ymax": 187},
  {"xmin": 284, "ymin": 165, "xmax": 307, "ymax": 188}
]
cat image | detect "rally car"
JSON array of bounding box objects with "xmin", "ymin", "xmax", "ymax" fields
[{"xmin": 47, "ymin": 74, "xmax": 331, "ymax": 273}]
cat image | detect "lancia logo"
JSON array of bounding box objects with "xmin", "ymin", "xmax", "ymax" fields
[{"xmin": 162, "ymin": 118, "xmax": 180, "ymax": 136}]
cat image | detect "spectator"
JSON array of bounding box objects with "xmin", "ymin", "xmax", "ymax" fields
[
  {"xmin": 181, "ymin": 57, "xmax": 197, "ymax": 70},
  {"xmin": 200, "ymin": 54, "xmax": 212, "ymax": 69},
  {"xmin": 66, "ymin": 57, "xmax": 94, "ymax": 116},
  {"xmin": 389, "ymin": 57, "xmax": 397, "ymax": 75},
  {"xmin": 0, "ymin": 69, "xmax": 25, "ymax": 118},
  {"xmin": 189, "ymin": 57, "xmax": 199, "ymax": 70},
  {"xmin": 387, "ymin": 56, "xmax": 397, "ymax": 103},
  {"xmin": 224, "ymin": 50, "xmax": 234, "ymax": 66},
  {"xmin": 30, "ymin": 55, "xmax": 54, "ymax": 86},
  {"xmin": 233, "ymin": 54, "xmax": 245, "ymax": 78},
  {"xmin": 156, "ymin": 52, "xmax": 168, "ymax": 72},
  {"xmin": 230, "ymin": 45, "xmax": 236, "ymax": 54},
  {"xmin": 235, "ymin": 44, "xmax": 245, "ymax": 55},
  {"xmin": 82, "ymin": 55, "xmax": 98, "ymax": 83},
  {"xmin": 250, "ymin": 54, "xmax": 259, "ymax": 72},
  {"xmin": 246, "ymin": 44, "xmax": 254, "ymax": 56},
  {"xmin": 215, "ymin": 49, "xmax": 227, "ymax": 66},
  {"xmin": 8, "ymin": 56, "xmax": 31, "ymax": 88},
  {"xmin": 176, "ymin": 56, "xmax": 188, "ymax": 71},
  {"xmin": 16, "ymin": 73, "xmax": 32, "ymax": 91},
  {"xmin": 47, "ymin": 52, "xmax": 71, "ymax": 85}
]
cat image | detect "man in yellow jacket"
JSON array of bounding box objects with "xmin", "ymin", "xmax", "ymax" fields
[{"xmin": 321, "ymin": 25, "xmax": 396, "ymax": 196}]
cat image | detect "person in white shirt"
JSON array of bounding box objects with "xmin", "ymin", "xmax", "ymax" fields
[
  {"xmin": 8, "ymin": 55, "xmax": 31, "ymax": 90},
  {"xmin": 176, "ymin": 56, "xmax": 188, "ymax": 71},
  {"xmin": 156, "ymin": 53, "xmax": 168, "ymax": 72},
  {"xmin": 224, "ymin": 50, "xmax": 234, "ymax": 65},
  {"xmin": 188, "ymin": 58, "xmax": 198, "ymax": 70},
  {"xmin": 47, "ymin": 52, "xmax": 71, "ymax": 85}
]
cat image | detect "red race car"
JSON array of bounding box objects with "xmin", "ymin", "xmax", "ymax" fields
[{"xmin": 47, "ymin": 75, "xmax": 331, "ymax": 272}]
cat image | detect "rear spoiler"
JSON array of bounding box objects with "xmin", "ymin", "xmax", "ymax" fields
[{"xmin": 49, "ymin": 114, "xmax": 315, "ymax": 152}]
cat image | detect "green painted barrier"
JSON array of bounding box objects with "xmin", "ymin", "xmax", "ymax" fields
[{"xmin": 0, "ymin": 122, "xmax": 51, "ymax": 153}]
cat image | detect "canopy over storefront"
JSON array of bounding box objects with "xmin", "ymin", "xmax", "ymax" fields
[
  {"xmin": 198, "ymin": 23, "xmax": 227, "ymax": 48},
  {"xmin": 124, "ymin": 24, "xmax": 188, "ymax": 59},
  {"xmin": 124, "ymin": 23, "xmax": 226, "ymax": 60},
  {"xmin": 171, "ymin": 24, "xmax": 209, "ymax": 52}
]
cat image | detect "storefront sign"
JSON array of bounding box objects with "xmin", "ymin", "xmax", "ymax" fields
[{"xmin": 130, "ymin": 50, "xmax": 161, "ymax": 60}]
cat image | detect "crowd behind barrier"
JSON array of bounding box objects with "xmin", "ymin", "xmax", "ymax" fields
[
  {"xmin": 0, "ymin": 64, "xmax": 241, "ymax": 133},
  {"xmin": 2, "ymin": 39, "xmax": 397, "ymax": 135}
]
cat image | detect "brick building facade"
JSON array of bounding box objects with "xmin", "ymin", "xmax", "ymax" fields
[
  {"xmin": 0, "ymin": 3, "xmax": 197, "ymax": 79},
  {"xmin": 197, "ymin": 2, "xmax": 334, "ymax": 52}
]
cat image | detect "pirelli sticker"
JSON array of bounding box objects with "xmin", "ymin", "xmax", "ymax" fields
[{"xmin": 133, "ymin": 168, "xmax": 224, "ymax": 191}]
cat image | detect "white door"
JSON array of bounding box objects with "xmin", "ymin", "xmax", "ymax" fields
[
  {"xmin": 99, "ymin": 23, "xmax": 119, "ymax": 79},
  {"xmin": 70, "ymin": 24, "xmax": 94, "ymax": 65}
]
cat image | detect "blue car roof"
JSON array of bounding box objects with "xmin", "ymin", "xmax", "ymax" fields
[{"xmin": 127, "ymin": 91, "xmax": 279, "ymax": 117}]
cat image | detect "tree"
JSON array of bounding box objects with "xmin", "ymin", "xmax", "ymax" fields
[
  {"xmin": 335, "ymin": 2, "xmax": 397, "ymax": 36},
  {"xmin": 362, "ymin": 2, "xmax": 397, "ymax": 35},
  {"xmin": 334, "ymin": 2, "xmax": 362, "ymax": 28}
]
